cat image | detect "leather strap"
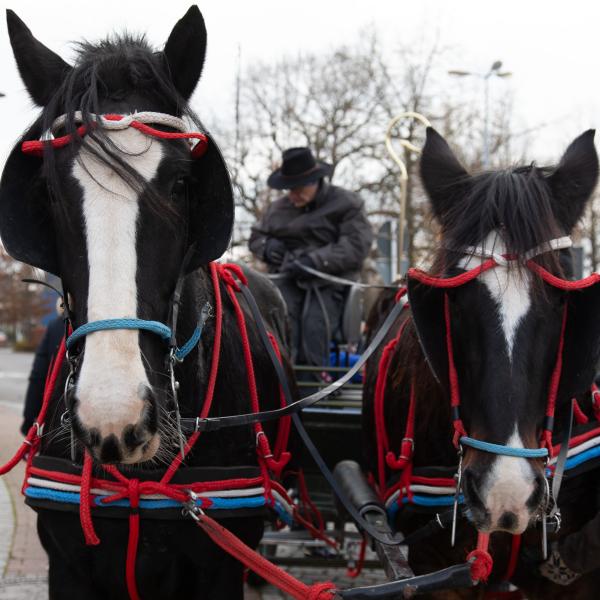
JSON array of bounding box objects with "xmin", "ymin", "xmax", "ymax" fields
[
  {"xmin": 234, "ymin": 281, "xmax": 404, "ymax": 547},
  {"xmin": 182, "ymin": 288, "xmax": 406, "ymax": 432}
]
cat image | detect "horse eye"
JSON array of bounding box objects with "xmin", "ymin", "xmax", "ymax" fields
[{"xmin": 170, "ymin": 179, "xmax": 186, "ymax": 200}]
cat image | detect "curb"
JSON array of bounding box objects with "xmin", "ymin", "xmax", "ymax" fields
[{"xmin": 0, "ymin": 478, "xmax": 14, "ymax": 577}]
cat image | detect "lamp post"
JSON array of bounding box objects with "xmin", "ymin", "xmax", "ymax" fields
[{"xmin": 448, "ymin": 61, "xmax": 511, "ymax": 168}]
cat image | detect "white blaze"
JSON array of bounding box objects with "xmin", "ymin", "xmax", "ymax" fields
[
  {"xmin": 458, "ymin": 232, "xmax": 531, "ymax": 357},
  {"xmin": 72, "ymin": 129, "xmax": 163, "ymax": 435},
  {"xmin": 479, "ymin": 427, "xmax": 535, "ymax": 533},
  {"xmin": 459, "ymin": 232, "xmax": 536, "ymax": 531}
]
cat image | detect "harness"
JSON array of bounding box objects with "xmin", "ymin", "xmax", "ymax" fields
[{"xmin": 374, "ymin": 235, "xmax": 600, "ymax": 581}]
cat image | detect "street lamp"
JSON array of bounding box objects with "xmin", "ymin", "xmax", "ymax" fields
[{"xmin": 448, "ymin": 61, "xmax": 511, "ymax": 168}]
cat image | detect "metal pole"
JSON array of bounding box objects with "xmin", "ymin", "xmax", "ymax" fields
[
  {"xmin": 483, "ymin": 73, "xmax": 490, "ymax": 168},
  {"xmin": 384, "ymin": 112, "xmax": 431, "ymax": 279}
]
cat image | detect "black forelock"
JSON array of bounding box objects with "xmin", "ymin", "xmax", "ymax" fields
[
  {"xmin": 432, "ymin": 164, "xmax": 565, "ymax": 278},
  {"xmin": 30, "ymin": 33, "xmax": 204, "ymax": 223}
]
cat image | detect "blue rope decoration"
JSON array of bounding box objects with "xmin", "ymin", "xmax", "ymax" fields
[
  {"xmin": 67, "ymin": 319, "xmax": 171, "ymax": 349},
  {"xmin": 24, "ymin": 486, "xmax": 267, "ymax": 511},
  {"xmin": 460, "ymin": 436, "xmax": 549, "ymax": 459},
  {"xmin": 66, "ymin": 317, "xmax": 206, "ymax": 361},
  {"xmin": 174, "ymin": 326, "xmax": 201, "ymax": 361}
]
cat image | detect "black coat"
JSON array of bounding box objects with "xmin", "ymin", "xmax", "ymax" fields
[
  {"xmin": 21, "ymin": 316, "xmax": 64, "ymax": 435},
  {"xmin": 249, "ymin": 183, "xmax": 373, "ymax": 279}
]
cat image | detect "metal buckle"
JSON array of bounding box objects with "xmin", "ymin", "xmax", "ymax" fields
[
  {"xmin": 451, "ymin": 446, "xmax": 463, "ymax": 548},
  {"xmin": 255, "ymin": 431, "xmax": 273, "ymax": 459},
  {"xmin": 168, "ymin": 350, "xmax": 185, "ymax": 460},
  {"xmin": 182, "ymin": 490, "xmax": 204, "ymax": 522}
]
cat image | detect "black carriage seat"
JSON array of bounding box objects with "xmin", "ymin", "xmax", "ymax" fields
[{"xmin": 334, "ymin": 284, "xmax": 364, "ymax": 347}]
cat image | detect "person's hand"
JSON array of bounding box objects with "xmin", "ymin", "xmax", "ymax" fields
[
  {"xmin": 284, "ymin": 255, "xmax": 316, "ymax": 279},
  {"xmin": 264, "ymin": 238, "xmax": 287, "ymax": 266}
]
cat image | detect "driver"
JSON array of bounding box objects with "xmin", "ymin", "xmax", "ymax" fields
[{"xmin": 249, "ymin": 147, "xmax": 373, "ymax": 369}]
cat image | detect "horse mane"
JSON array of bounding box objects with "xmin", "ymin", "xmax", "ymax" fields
[
  {"xmin": 431, "ymin": 164, "xmax": 566, "ymax": 278},
  {"xmin": 33, "ymin": 34, "xmax": 205, "ymax": 222}
]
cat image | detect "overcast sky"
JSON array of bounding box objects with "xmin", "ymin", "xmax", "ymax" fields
[{"xmin": 1, "ymin": 0, "xmax": 599, "ymax": 168}]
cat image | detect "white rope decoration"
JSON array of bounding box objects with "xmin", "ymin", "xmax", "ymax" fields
[
  {"xmin": 448, "ymin": 235, "xmax": 573, "ymax": 268},
  {"xmin": 41, "ymin": 111, "xmax": 191, "ymax": 141}
]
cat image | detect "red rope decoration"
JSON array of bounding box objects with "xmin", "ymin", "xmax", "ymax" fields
[
  {"xmin": 191, "ymin": 511, "xmax": 336, "ymax": 600},
  {"xmin": 21, "ymin": 115, "xmax": 209, "ymax": 159},
  {"xmin": 467, "ymin": 533, "xmax": 493, "ymax": 583},
  {"xmin": 444, "ymin": 293, "xmax": 467, "ymax": 447},
  {"xmin": 80, "ymin": 451, "xmax": 100, "ymax": 546},
  {"xmin": 573, "ymin": 400, "xmax": 589, "ymax": 425},
  {"xmin": 503, "ymin": 534, "xmax": 521, "ymax": 582},
  {"xmin": 346, "ymin": 536, "xmax": 367, "ymax": 578},
  {"xmin": 125, "ymin": 479, "xmax": 141, "ymax": 600},
  {"xmin": 408, "ymin": 259, "xmax": 497, "ymax": 288},
  {"xmin": 541, "ymin": 304, "xmax": 568, "ymax": 457}
]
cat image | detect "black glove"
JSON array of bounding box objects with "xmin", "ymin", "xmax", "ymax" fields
[
  {"xmin": 284, "ymin": 255, "xmax": 316, "ymax": 279},
  {"xmin": 264, "ymin": 238, "xmax": 287, "ymax": 266}
]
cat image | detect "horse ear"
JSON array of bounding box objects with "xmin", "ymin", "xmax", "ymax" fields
[
  {"xmin": 549, "ymin": 130, "xmax": 599, "ymax": 232},
  {"xmin": 163, "ymin": 5, "xmax": 207, "ymax": 100},
  {"xmin": 419, "ymin": 128, "xmax": 470, "ymax": 226},
  {"xmin": 6, "ymin": 10, "xmax": 71, "ymax": 106},
  {"xmin": 186, "ymin": 136, "xmax": 234, "ymax": 271},
  {"xmin": 0, "ymin": 128, "xmax": 60, "ymax": 275},
  {"xmin": 559, "ymin": 284, "xmax": 600, "ymax": 402}
]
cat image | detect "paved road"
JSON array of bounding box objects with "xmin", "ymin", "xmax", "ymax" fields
[
  {"xmin": 0, "ymin": 348, "xmax": 386, "ymax": 598},
  {"xmin": 0, "ymin": 349, "xmax": 34, "ymax": 407}
]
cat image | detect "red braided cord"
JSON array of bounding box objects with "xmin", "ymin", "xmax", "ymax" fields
[
  {"xmin": 386, "ymin": 376, "xmax": 416, "ymax": 471},
  {"xmin": 408, "ymin": 259, "xmax": 497, "ymax": 288},
  {"xmin": 21, "ymin": 118, "xmax": 208, "ymax": 158},
  {"xmin": 503, "ymin": 534, "xmax": 521, "ymax": 582},
  {"xmin": 0, "ymin": 337, "xmax": 67, "ymax": 476},
  {"xmin": 125, "ymin": 479, "xmax": 141, "ymax": 600},
  {"xmin": 374, "ymin": 337, "xmax": 399, "ymax": 492},
  {"xmin": 224, "ymin": 271, "xmax": 279, "ymax": 485},
  {"xmin": 296, "ymin": 469, "xmax": 325, "ymax": 534},
  {"xmin": 160, "ymin": 262, "xmax": 223, "ymax": 483},
  {"xmin": 346, "ymin": 535, "xmax": 367, "ymax": 578},
  {"xmin": 80, "ymin": 452, "xmax": 100, "ymax": 546},
  {"xmin": 444, "ymin": 293, "xmax": 467, "ymax": 447},
  {"xmin": 266, "ymin": 332, "xmax": 292, "ymax": 477},
  {"xmin": 192, "ymin": 512, "xmax": 336, "ymax": 599},
  {"xmin": 541, "ymin": 304, "xmax": 568, "ymax": 457},
  {"xmin": 573, "ymin": 400, "xmax": 589, "ymax": 425},
  {"xmin": 467, "ymin": 533, "xmax": 493, "ymax": 583},
  {"xmin": 526, "ymin": 261, "xmax": 600, "ymax": 290}
]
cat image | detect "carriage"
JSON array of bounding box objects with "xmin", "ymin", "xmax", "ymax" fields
[{"xmin": 2, "ymin": 5, "xmax": 600, "ymax": 600}]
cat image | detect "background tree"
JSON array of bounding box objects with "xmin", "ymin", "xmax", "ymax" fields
[
  {"xmin": 219, "ymin": 30, "xmax": 520, "ymax": 271},
  {"xmin": 0, "ymin": 246, "xmax": 48, "ymax": 345}
]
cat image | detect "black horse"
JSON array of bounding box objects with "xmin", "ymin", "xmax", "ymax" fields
[
  {"xmin": 363, "ymin": 128, "xmax": 600, "ymax": 598},
  {"xmin": 0, "ymin": 7, "xmax": 293, "ymax": 599}
]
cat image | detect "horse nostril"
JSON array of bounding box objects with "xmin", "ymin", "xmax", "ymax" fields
[
  {"xmin": 123, "ymin": 424, "xmax": 150, "ymax": 452},
  {"xmin": 527, "ymin": 472, "xmax": 547, "ymax": 511},
  {"xmin": 463, "ymin": 468, "xmax": 485, "ymax": 509},
  {"xmin": 99, "ymin": 434, "xmax": 122, "ymax": 463},
  {"xmin": 498, "ymin": 511, "xmax": 518, "ymax": 531}
]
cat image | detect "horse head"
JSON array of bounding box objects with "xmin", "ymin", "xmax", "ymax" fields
[
  {"xmin": 0, "ymin": 6, "xmax": 233, "ymax": 464},
  {"xmin": 410, "ymin": 128, "xmax": 600, "ymax": 533}
]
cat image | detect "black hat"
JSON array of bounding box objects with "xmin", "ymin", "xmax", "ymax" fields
[{"xmin": 267, "ymin": 147, "xmax": 333, "ymax": 190}]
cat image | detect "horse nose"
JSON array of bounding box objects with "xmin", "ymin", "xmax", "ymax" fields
[
  {"xmin": 526, "ymin": 472, "xmax": 547, "ymax": 512},
  {"xmin": 92, "ymin": 427, "xmax": 160, "ymax": 464},
  {"xmin": 463, "ymin": 467, "xmax": 485, "ymax": 510}
]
